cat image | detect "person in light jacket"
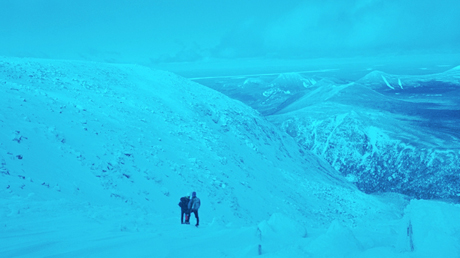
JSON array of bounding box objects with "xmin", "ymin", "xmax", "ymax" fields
[{"xmin": 188, "ymin": 191, "xmax": 201, "ymax": 227}]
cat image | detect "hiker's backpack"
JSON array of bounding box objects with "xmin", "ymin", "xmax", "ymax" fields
[{"xmin": 179, "ymin": 197, "xmax": 189, "ymax": 209}]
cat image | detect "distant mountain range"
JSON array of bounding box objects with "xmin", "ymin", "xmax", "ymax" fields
[{"xmin": 196, "ymin": 66, "xmax": 460, "ymax": 200}]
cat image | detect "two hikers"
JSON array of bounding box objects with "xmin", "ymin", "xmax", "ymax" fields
[{"xmin": 178, "ymin": 191, "xmax": 200, "ymax": 227}]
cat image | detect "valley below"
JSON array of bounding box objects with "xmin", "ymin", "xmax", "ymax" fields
[{"xmin": 195, "ymin": 65, "xmax": 460, "ymax": 200}]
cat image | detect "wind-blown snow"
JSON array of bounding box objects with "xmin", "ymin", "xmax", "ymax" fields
[
  {"xmin": 381, "ymin": 75, "xmax": 395, "ymax": 90},
  {"xmin": 1, "ymin": 57, "xmax": 460, "ymax": 257},
  {"xmin": 398, "ymin": 78, "xmax": 403, "ymax": 89}
]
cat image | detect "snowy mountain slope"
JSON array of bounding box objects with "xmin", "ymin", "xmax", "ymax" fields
[
  {"xmin": 357, "ymin": 66, "xmax": 460, "ymax": 93},
  {"xmin": 197, "ymin": 72, "xmax": 322, "ymax": 116},
  {"xmin": 276, "ymin": 71, "xmax": 460, "ymax": 199},
  {"xmin": 0, "ymin": 57, "xmax": 405, "ymax": 256},
  {"xmin": 195, "ymin": 68, "xmax": 460, "ymax": 200},
  {"xmin": 355, "ymin": 68, "xmax": 460, "ymax": 139},
  {"xmin": 1, "ymin": 57, "xmax": 339, "ymax": 222},
  {"xmin": 2, "ymin": 57, "xmax": 460, "ymax": 257}
]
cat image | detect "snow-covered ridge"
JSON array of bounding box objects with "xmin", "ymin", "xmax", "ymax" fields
[
  {"xmin": 271, "ymin": 72, "xmax": 317, "ymax": 89},
  {"xmin": 276, "ymin": 110, "xmax": 460, "ymax": 199},
  {"xmin": 194, "ymin": 63, "xmax": 460, "ymax": 200},
  {"xmin": 3, "ymin": 56, "xmax": 346, "ymax": 224},
  {"xmin": 269, "ymin": 68, "xmax": 460, "ymax": 200},
  {"xmin": 357, "ymin": 68, "xmax": 460, "ymax": 92},
  {"xmin": 200, "ymin": 72, "xmax": 321, "ymax": 116}
]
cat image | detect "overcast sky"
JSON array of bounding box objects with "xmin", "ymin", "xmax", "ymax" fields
[{"xmin": 1, "ymin": 0, "xmax": 459, "ymax": 65}]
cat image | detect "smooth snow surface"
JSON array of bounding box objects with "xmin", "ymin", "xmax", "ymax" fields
[{"xmin": 1, "ymin": 57, "xmax": 460, "ymax": 257}]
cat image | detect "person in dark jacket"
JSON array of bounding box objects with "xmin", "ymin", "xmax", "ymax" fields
[
  {"xmin": 188, "ymin": 191, "xmax": 201, "ymax": 227},
  {"xmin": 178, "ymin": 194, "xmax": 190, "ymax": 224}
]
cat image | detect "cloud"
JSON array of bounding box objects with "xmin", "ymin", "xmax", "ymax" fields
[
  {"xmin": 1, "ymin": 0, "xmax": 459, "ymax": 63},
  {"xmin": 212, "ymin": 0, "xmax": 460, "ymax": 59},
  {"xmin": 151, "ymin": 42, "xmax": 212, "ymax": 63}
]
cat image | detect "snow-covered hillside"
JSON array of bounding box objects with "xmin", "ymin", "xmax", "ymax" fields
[
  {"xmin": 1, "ymin": 57, "xmax": 460, "ymax": 257},
  {"xmin": 273, "ymin": 68, "xmax": 460, "ymax": 200},
  {"xmin": 196, "ymin": 67, "xmax": 460, "ymax": 200}
]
